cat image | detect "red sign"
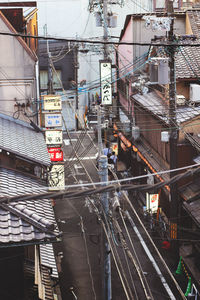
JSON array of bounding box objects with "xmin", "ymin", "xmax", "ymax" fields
[{"xmin": 48, "ymin": 147, "xmax": 63, "ymax": 162}]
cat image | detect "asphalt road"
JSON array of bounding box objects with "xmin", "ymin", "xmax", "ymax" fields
[{"xmin": 53, "ymin": 130, "xmax": 186, "ymax": 300}]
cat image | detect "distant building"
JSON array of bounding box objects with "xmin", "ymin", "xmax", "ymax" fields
[
  {"xmin": 0, "ymin": 5, "xmax": 38, "ymax": 123},
  {"xmin": 38, "ymin": 40, "xmax": 75, "ymax": 93}
]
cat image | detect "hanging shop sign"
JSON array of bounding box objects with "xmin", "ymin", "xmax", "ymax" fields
[
  {"xmin": 112, "ymin": 143, "xmax": 118, "ymax": 155},
  {"xmin": 146, "ymin": 193, "xmax": 159, "ymax": 213},
  {"xmin": 48, "ymin": 147, "xmax": 63, "ymax": 162},
  {"xmin": 48, "ymin": 163, "xmax": 65, "ymax": 190},
  {"xmin": 45, "ymin": 130, "xmax": 63, "ymax": 145},
  {"xmin": 44, "ymin": 113, "xmax": 62, "ymax": 128},
  {"xmin": 43, "ymin": 94, "xmax": 62, "ymax": 111},
  {"xmin": 100, "ymin": 60, "xmax": 112, "ymax": 105}
]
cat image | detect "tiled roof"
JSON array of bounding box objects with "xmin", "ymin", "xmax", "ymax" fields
[
  {"xmin": 150, "ymin": 39, "xmax": 200, "ymax": 80},
  {"xmin": 132, "ymin": 91, "xmax": 200, "ymax": 125},
  {"xmin": 0, "ymin": 167, "xmax": 60, "ymax": 277},
  {"xmin": 187, "ymin": 10, "xmax": 200, "ymax": 39},
  {"xmin": 175, "ymin": 45, "xmax": 200, "ymax": 79},
  {"xmin": 174, "ymin": 10, "xmax": 200, "ymax": 79},
  {"xmin": 0, "ymin": 113, "xmax": 51, "ymax": 166},
  {"xmin": 179, "ymin": 179, "xmax": 200, "ymax": 227},
  {"xmin": 0, "ymin": 167, "xmax": 60, "ymax": 245}
]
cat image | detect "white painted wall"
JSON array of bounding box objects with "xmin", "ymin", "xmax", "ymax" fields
[{"xmin": 0, "ymin": 14, "xmax": 36, "ymax": 118}]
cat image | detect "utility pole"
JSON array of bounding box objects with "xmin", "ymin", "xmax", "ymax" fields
[
  {"xmin": 44, "ymin": 24, "xmax": 54, "ymax": 95},
  {"xmin": 98, "ymin": 1, "xmax": 112, "ymax": 299},
  {"xmin": 74, "ymin": 45, "xmax": 79, "ymax": 130},
  {"xmin": 168, "ymin": 0, "xmax": 178, "ymax": 258},
  {"xmin": 98, "ymin": 154, "xmax": 111, "ymax": 300},
  {"xmin": 103, "ymin": 0, "xmax": 109, "ymax": 60}
]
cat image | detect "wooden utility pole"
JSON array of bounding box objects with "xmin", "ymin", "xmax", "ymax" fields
[
  {"xmin": 99, "ymin": 2, "xmax": 112, "ymax": 299},
  {"xmin": 74, "ymin": 45, "xmax": 79, "ymax": 130},
  {"xmin": 103, "ymin": 0, "xmax": 109, "ymax": 60},
  {"xmin": 45, "ymin": 24, "xmax": 54, "ymax": 95},
  {"xmin": 168, "ymin": 0, "xmax": 179, "ymax": 257}
]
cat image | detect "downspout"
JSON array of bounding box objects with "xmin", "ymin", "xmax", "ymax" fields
[{"xmin": 35, "ymin": 60, "xmax": 40, "ymax": 126}]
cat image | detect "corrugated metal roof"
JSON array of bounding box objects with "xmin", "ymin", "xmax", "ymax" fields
[
  {"xmin": 0, "ymin": 113, "xmax": 51, "ymax": 166},
  {"xmin": 132, "ymin": 92, "xmax": 200, "ymax": 125}
]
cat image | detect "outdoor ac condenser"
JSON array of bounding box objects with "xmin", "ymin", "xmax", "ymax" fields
[
  {"xmin": 149, "ymin": 58, "xmax": 169, "ymax": 85},
  {"xmin": 190, "ymin": 84, "xmax": 200, "ymax": 103}
]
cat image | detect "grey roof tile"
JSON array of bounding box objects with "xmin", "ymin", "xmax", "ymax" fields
[
  {"xmin": 175, "ymin": 45, "xmax": 200, "ymax": 79},
  {"xmin": 0, "ymin": 167, "xmax": 60, "ymax": 277},
  {"xmin": 132, "ymin": 91, "xmax": 200, "ymax": 125},
  {"xmin": 0, "ymin": 167, "xmax": 60, "ymax": 245},
  {"xmin": 0, "ymin": 113, "xmax": 50, "ymax": 166}
]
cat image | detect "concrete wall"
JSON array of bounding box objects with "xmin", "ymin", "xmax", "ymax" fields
[
  {"xmin": 132, "ymin": 15, "xmax": 186, "ymax": 61},
  {"xmin": 0, "ymin": 15, "xmax": 36, "ymax": 119}
]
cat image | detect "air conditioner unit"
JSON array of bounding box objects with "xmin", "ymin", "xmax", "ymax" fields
[
  {"xmin": 149, "ymin": 58, "xmax": 169, "ymax": 85},
  {"xmin": 176, "ymin": 95, "xmax": 186, "ymax": 106},
  {"xmin": 190, "ymin": 84, "xmax": 200, "ymax": 103},
  {"xmin": 132, "ymin": 126, "xmax": 140, "ymax": 141},
  {"xmin": 122, "ymin": 120, "xmax": 131, "ymax": 134}
]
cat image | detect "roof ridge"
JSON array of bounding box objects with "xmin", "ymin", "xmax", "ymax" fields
[{"xmin": 0, "ymin": 202, "xmax": 56, "ymax": 234}]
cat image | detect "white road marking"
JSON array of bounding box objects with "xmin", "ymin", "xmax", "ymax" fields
[
  {"xmin": 65, "ymin": 156, "xmax": 97, "ymax": 161},
  {"xmin": 128, "ymin": 212, "xmax": 176, "ymax": 300},
  {"xmin": 63, "ymin": 139, "xmax": 77, "ymax": 145}
]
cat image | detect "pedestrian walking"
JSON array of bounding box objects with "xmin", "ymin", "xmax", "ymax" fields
[
  {"xmin": 103, "ymin": 143, "xmax": 111, "ymax": 156},
  {"xmin": 110, "ymin": 151, "xmax": 117, "ymax": 170},
  {"xmin": 107, "ymin": 153, "xmax": 114, "ymax": 180}
]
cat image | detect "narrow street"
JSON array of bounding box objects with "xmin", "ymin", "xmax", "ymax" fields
[{"xmin": 53, "ymin": 130, "xmax": 186, "ymax": 300}]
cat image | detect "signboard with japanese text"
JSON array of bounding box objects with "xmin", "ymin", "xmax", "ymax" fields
[
  {"xmin": 48, "ymin": 147, "xmax": 63, "ymax": 162},
  {"xmin": 45, "ymin": 130, "xmax": 63, "ymax": 145},
  {"xmin": 48, "ymin": 163, "xmax": 65, "ymax": 190},
  {"xmin": 146, "ymin": 193, "xmax": 159, "ymax": 213},
  {"xmin": 43, "ymin": 94, "xmax": 62, "ymax": 111},
  {"xmin": 44, "ymin": 113, "xmax": 62, "ymax": 128},
  {"xmin": 112, "ymin": 143, "xmax": 118, "ymax": 155},
  {"xmin": 100, "ymin": 60, "xmax": 112, "ymax": 105}
]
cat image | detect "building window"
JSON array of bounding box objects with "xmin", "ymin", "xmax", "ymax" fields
[
  {"xmin": 40, "ymin": 69, "xmax": 62, "ymax": 90},
  {"xmin": 154, "ymin": 0, "xmax": 180, "ymax": 10}
]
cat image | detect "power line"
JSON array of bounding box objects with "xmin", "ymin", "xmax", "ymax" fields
[
  {"xmin": 1, "ymin": 162, "xmax": 200, "ymax": 203},
  {"xmin": 1, "ymin": 30, "xmax": 200, "ymax": 46}
]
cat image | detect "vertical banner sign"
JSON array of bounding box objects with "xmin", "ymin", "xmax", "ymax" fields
[
  {"xmin": 146, "ymin": 193, "xmax": 159, "ymax": 213},
  {"xmin": 112, "ymin": 143, "xmax": 118, "ymax": 155},
  {"xmin": 100, "ymin": 60, "xmax": 112, "ymax": 105},
  {"xmin": 48, "ymin": 163, "xmax": 65, "ymax": 190}
]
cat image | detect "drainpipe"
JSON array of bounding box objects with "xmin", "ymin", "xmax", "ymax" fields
[{"xmin": 35, "ymin": 60, "xmax": 40, "ymax": 126}]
